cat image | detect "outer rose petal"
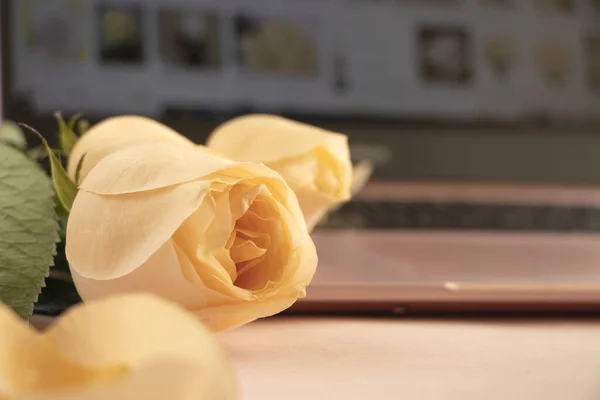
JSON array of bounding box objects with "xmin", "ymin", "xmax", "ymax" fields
[
  {"xmin": 67, "ymin": 115, "xmax": 194, "ymax": 182},
  {"xmin": 206, "ymin": 114, "xmax": 352, "ymax": 229},
  {"xmin": 294, "ymin": 190, "xmax": 337, "ymax": 232},
  {"xmin": 0, "ymin": 294, "xmax": 237, "ymax": 400},
  {"xmin": 350, "ymin": 161, "xmax": 374, "ymax": 196},
  {"xmin": 20, "ymin": 360, "xmax": 214, "ymax": 400},
  {"xmin": 79, "ymin": 143, "xmax": 233, "ymax": 195},
  {"xmin": 193, "ymin": 296, "xmax": 299, "ymax": 332},
  {"xmin": 207, "ymin": 114, "xmax": 346, "ymax": 164},
  {"xmin": 66, "ymin": 180, "xmax": 210, "ymax": 280},
  {"xmin": 0, "ymin": 306, "xmax": 124, "ymax": 397},
  {"xmin": 69, "ymin": 240, "xmax": 210, "ymax": 309}
]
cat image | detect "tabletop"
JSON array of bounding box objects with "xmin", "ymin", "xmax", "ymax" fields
[{"xmin": 220, "ymin": 316, "xmax": 600, "ymax": 400}]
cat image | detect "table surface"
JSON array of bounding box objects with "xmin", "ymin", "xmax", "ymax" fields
[{"xmin": 220, "ymin": 317, "xmax": 600, "ymax": 400}]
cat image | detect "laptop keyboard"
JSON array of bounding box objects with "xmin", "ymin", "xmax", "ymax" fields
[{"xmin": 317, "ymin": 200, "xmax": 600, "ymax": 232}]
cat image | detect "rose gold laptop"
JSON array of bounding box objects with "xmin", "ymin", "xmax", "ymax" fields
[{"xmin": 295, "ymin": 181, "xmax": 600, "ymax": 315}]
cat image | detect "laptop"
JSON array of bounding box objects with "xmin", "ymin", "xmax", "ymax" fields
[
  {"xmin": 4, "ymin": 0, "xmax": 600, "ymax": 318},
  {"xmin": 297, "ymin": 181, "xmax": 600, "ymax": 315}
]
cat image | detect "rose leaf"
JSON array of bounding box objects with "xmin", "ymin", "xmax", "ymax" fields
[
  {"xmin": 20, "ymin": 123, "xmax": 78, "ymax": 212},
  {"xmin": 0, "ymin": 143, "xmax": 59, "ymax": 319},
  {"xmin": 75, "ymin": 153, "xmax": 87, "ymax": 186},
  {"xmin": 55, "ymin": 112, "xmax": 80, "ymax": 155},
  {"xmin": 77, "ymin": 119, "xmax": 90, "ymax": 135},
  {"xmin": 0, "ymin": 121, "xmax": 27, "ymax": 151}
]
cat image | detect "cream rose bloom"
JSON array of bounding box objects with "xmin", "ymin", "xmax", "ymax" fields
[
  {"xmin": 207, "ymin": 114, "xmax": 353, "ymax": 230},
  {"xmin": 0, "ymin": 294, "xmax": 237, "ymax": 400},
  {"xmin": 65, "ymin": 117, "xmax": 317, "ymax": 331}
]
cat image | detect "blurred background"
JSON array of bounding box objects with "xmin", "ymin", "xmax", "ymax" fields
[
  {"xmin": 5, "ymin": 0, "xmax": 600, "ymax": 314},
  {"xmin": 4, "ymin": 0, "xmax": 600, "ymax": 185}
]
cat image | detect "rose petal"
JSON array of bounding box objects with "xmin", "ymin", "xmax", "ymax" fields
[
  {"xmin": 267, "ymin": 153, "xmax": 319, "ymax": 192},
  {"xmin": 234, "ymin": 258, "xmax": 264, "ymax": 281},
  {"xmin": 194, "ymin": 189, "xmax": 238, "ymax": 281},
  {"xmin": 292, "ymin": 190, "xmax": 333, "ymax": 232},
  {"xmin": 44, "ymin": 294, "xmax": 225, "ymax": 370},
  {"xmin": 80, "ymin": 143, "xmax": 232, "ymax": 195},
  {"xmin": 207, "ymin": 114, "xmax": 344, "ymax": 164},
  {"xmin": 285, "ymin": 235, "xmax": 318, "ymax": 295},
  {"xmin": 173, "ymin": 243, "xmax": 247, "ymax": 306},
  {"xmin": 170, "ymin": 192, "xmax": 250, "ymax": 300},
  {"xmin": 20, "ymin": 359, "xmax": 208, "ymax": 400},
  {"xmin": 70, "ymin": 242, "xmax": 244, "ymax": 311},
  {"xmin": 43, "ymin": 294, "xmax": 237, "ymax": 399},
  {"xmin": 70, "ymin": 240, "xmax": 208, "ymax": 309},
  {"xmin": 235, "ymin": 228, "xmax": 271, "ymax": 249},
  {"xmin": 230, "ymin": 238, "xmax": 266, "ymax": 263},
  {"xmin": 66, "ymin": 180, "xmax": 210, "ymax": 280},
  {"xmin": 229, "ymin": 193, "xmax": 318, "ymax": 296},
  {"xmin": 351, "ymin": 161, "xmax": 374, "ymax": 196},
  {"xmin": 0, "ymin": 306, "xmax": 125, "ymax": 397},
  {"xmin": 0, "ymin": 294, "xmax": 238, "ymax": 399},
  {"xmin": 193, "ymin": 295, "xmax": 300, "ymax": 332},
  {"xmin": 209, "ymin": 163, "xmax": 298, "ymax": 208},
  {"xmin": 173, "ymin": 189, "xmax": 239, "ymax": 293},
  {"xmin": 318, "ymin": 161, "xmax": 374, "ymax": 227},
  {"xmin": 68, "ymin": 116, "xmax": 194, "ymax": 182}
]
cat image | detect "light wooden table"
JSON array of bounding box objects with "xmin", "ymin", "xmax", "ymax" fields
[{"xmin": 220, "ymin": 317, "xmax": 600, "ymax": 400}]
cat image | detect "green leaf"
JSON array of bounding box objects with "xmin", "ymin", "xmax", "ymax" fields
[
  {"xmin": 28, "ymin": 146, "xmax": 66, "ymax": 162},
  {"xmin": 55, "ymin": 195, "xmax": 70, "ymax": 220},
  {"xmin": 78, "ymin": 119, "xmax": 90, "ymax": 135},
  {"xmin": 67, "ymin": 113, "xmax": 82, "ymax": 131},
  {"xmin": 0, "ymin": 143, "xmax": 59, "ymax": 319},
  {"xmin": 0, "ymin": 121, "xmax": 27, "ymax": 150},
  {"xmin": 20, "ymin": 123, "xmax": 78, "ymax": 213},
  {"xmin": 55, "ymin": 112, "xmax": 79, "ymax": 155},
  {"xmin": 75, "ymin": 153, "xmax": 87, "ymax": 185}
]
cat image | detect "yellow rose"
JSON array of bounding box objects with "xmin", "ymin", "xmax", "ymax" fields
[
  {"xmin": 207, "ymin": 114, "xmax": 353, "ymax": 230},
  {"xmin": 0, "ymin": 294, "xmax": 237, "ymax": 400},
  {"xmin": 65, "ymin": 120, "xmax": 317, "ymax": 331}
]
